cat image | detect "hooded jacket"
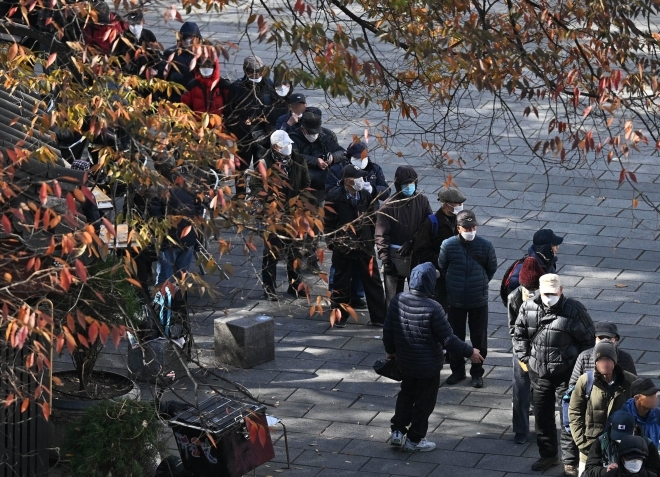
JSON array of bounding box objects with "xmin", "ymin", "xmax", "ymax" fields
[
  {"xmin": 623, "ymin": 399, "xmax": 660, "ymax": 450},
  {"xmin": 375, "ymin": 166, "xmax": 432, "ymax": 265},
  {"xmin": 513, "ymin": 294, "xmax": 595, "ymax": 378},
  {"xmin": 383, "ymin": 262, "xmax": 474, "ymax": 379},
  {"xmin": 584, "ymin": 429, "xmax": 660, "ymax": 477},
  {"xmin": 181, "ymin": 59, "xmax": 228, "ymax": 115},
  {"xmin": 604, "ymin": 436, "xmax": 657, "ymax": 477},
  {"xmin": 437, "ymin": 234, "xmax": 498, "ymax": 309},
  {"xmin": 569, "ymin": 365, "xmax": 637, "ymax": 454}
]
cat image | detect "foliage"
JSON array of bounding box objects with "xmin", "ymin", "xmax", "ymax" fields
[{"xmin": 65, "ymin": 399, "xmax": 166, "ymax": 477}]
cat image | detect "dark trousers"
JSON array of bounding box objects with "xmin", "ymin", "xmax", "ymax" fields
[
  {"xmin": 262, "ymin": 236, "xmax": 301, "ymax": 292},
  {"xmin": 447, "ymin": 305, "xmax": 488, "ymax": 378},
  {"xmin": 331, "ymin": 251, "xmax": 386, "ymax": 324},
  {"xmin": 391, "ymin": 373, "xmax": 440, "ymax": 442},
  {"xmin": 434, "ymin": 276, "xmax": 449, "ymax": 313},
  {"xmin": 512, "ymin": 355, "xmax": 531, "ymax": 435},
  {"xmin": 329, "ymin": 265, "xmax": 365, "ymax": 299},
  {"xmin": 531, "ymin": 372, "xmax": 575, "ymax": 463},
  {"xmin": 384, "ymin": 273, "xmax": 407, "ymax": 309}
]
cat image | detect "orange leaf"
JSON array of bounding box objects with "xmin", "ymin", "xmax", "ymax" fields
[
  {"xmin": 39, "ymin": 182, "xmax": 48, "ymax": 206},
  {"xmin": 7, "ymin": 43, "xmax": 17, "ymax": 61},
  {"xmin": 20, "ymin": 398, "xmax": 30, "ymax": 413},
  {"xmin": 258, "ymin": 424, "xmax": 268, "ymax": 447},
  {"xmin": 368, "ymin": 257, "xmax": 374, "ymax": 277},
  {"xmin": 5, "ymin": 393, "xmax": 15, "ymax": 407},
  {"xmin": 316, "ymin": 248, "xmax": 324, "ymax": 264},
  {"xmin": 88, "ymin": 322, "xmax": 99, "ymax": 344},
  {"xmin": 126, "ymin": 278, "xmax": 142, "ymax": 288},
  {"xmin": 66, "ymin": 313, "xmax": 75, "ymax": 333},
  {"xmin": 1, "ymin": 214, "xmax": 11, "ymax": 235},
  {"xmin": 74, "ymin": 259, "xmax": 87, "ymax": 283},
  {"xmin": 59, "ymin": 268, "xmax": 71, "ymax": 292},
  {"xmin": 46, "ymin": 52, "xmax": 57, "ymax": 68},
  {"xmin": 180, "ymin": 225, "xmax": 192, "ymax": 238},
  {"xmin": 99, "ymin": 322, "xmax": 110, "ymax": 345},
  {"xmin": 41, "ymin": 402, "xmax": 50, "ymax": 421},
  {"xmin": 111, "ymin": 326, "xmax": 122, "ymax": 348}
]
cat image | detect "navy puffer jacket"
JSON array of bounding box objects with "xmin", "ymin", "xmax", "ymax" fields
[
  {"xmin": 438, "ymin": 235, "xmax": 498, "ymax": 309},
  {"xmin": 383, "ymin": 262, "xmax": 474, "ymax": 378}
]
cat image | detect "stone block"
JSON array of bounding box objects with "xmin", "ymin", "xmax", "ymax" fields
[
  {"xmin": 127, "ymin": 339, "xmax": 188, "ymax": 383},
  {"xmin": 214, "ymin": 314, "xmax": 274, "ymax": 368}
]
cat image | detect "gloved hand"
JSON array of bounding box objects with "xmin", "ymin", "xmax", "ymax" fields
[
  {"xmin": 398, "ymin": 240, "xmax": 413, "ymax": 257},
  {"xmin": 518, "ymin": 360, "xmax": 528, "ymax": 373},
  {"xmin": 363, "ymin": 182, "xmax": 373, "ymax": 193},
  {"xmin": 382, "ymin": 261, "xmax": 395, "ymax": 275}
]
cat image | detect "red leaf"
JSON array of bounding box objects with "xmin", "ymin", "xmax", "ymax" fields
[
  {"xmin": 628, "ymin": 171, "xmax": 637, "ymax": 183},
  {"xmin": 46, "ymin": 52, "xmax": 57, "ymax": 68},
  {"xmin": 316, "ymin": 248, "xmax": 324, "ymax": 264},
  {"xmin": 77, "ymin": 333, "xmax": 89, "ymax": 348},
  {"xmin": 1, "ymin": 215, "xmax": 10, "ymax": 235},
  {"xmin": 53, "ymin": 180, "xmax": 61, "ymax": 199},
  {"xmin": 99, "ymin": 323, "xmax": 110, "ymax": 346},
  {"xmin": 81, "ymin": 185, "xmax": 95, "ymax": 204},
  {"xmin": 5, "ymin": 393, "xmax": 15, "ymax": 408},
  {"xmin": 20, "ymin": 398, "xmax": 29, "ymax": 413},
  {"xmin": 76, "ymin": 309, "xmax": 86, "ymax": 329},
  {"xmin": 111, "ymin": 326, "xmax": 122, "ymax": 349},
  {"xmin": 88, "ymin": 322, "xmax": 99, "ymax": 344},
  {"xmin": 258, "ymin": 425, "xmax": 267, "ymax": 447},
  {"xmin": 55, "ymin": 334, "xmax": 64, "ymax": 354},
  {"xmin": 618, "ymin": 169, "xmax": 626, "ymax": 185},
  {"xmin": 41, "ymin": 402, "xmax": 50, "ymax": 421},
  {"xmin": 368, "ymin": 257, "xmax": 374, "ymax": 277},
  {"xmin": 39, "ymin": 182, "xmax": 48, "ymax": 206},
  {"xmin": 74, "ymin": 259, "xmax": 87, "ymax": 283},
  {"xmin": 102, "ymin": 217, "xmax": 115, "ymax": 237},
  {"xmin": 180, "ymin": 225, "xmax": 192, "ymax": 238},
  {"xmin": 66, "ymin": 314, "xmax": 75, "ymax": 333}
]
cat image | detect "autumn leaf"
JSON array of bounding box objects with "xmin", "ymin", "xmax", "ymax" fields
[
  {"xmin": 41, "ymin": 402, "xmax": 50, "ymax": 421},
  {"xmin": 21, "ymin": 398, "xmax": 30, "ymax": 413},
  {"xmin": 74, "ymin": 259, "xmax": 87, "ymax": 283}
]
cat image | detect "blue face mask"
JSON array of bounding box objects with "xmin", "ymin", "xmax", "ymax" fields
[{"xmin": 401, "ymin": 183, "xmax": 416, "ymax": 197}]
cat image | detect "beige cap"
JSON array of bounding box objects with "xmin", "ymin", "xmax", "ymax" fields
[{"xmin": 539, "ymin": 274, "xmax": 561, "ymax": 294}]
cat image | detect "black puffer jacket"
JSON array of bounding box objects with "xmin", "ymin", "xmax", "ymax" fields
[
  {"xmin": 224, "ymin": 76, "xmax": 275, "ymax": 146},
  {"xmin": 437, "ymin": 235, "xmax": 498, "ymax": 309},
  {"xmin": 290, "ymin": 129, "xmax": 345, "ymax": 191},
  {"xmin": 513, "ymin": 294, "xmax": 595, "ymax": 378},
  {"xmin": 383, "ymin": 262, "xmax": 474, "ymax": 379}
]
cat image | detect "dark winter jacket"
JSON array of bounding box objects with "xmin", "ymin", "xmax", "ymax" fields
[
  {"xmin": 224, "ymin": 77, "xmax": 275, "ymax": 146},
  {"xmin": 585, "ymin": 432, "xmax": 660, "ymax": 477},
  {"xmin": 570, "ymin": 347, "xmax": 637, "ymax": 386},
  {"xmin": 412, "ymin": 208, "xmax": 458, "ymax": 269},
  {"xmin": 383, "ymin": 262, "xmax": 474, "ymax": 379},
  {"xmin": 375, "ymin": 192, "xmax": 432, "ymax": 266},
  {"xmin": 181, "ymin": 60, "xmax": 229, "ymax": 116},
  {"xmin": 249, "ymin": 150, "xmax": 310, "ymax": 204},
  {"xmin": 507, "ymin": 286, "xmax": 537, "ymax": 338},
  {"xmin": 504, "ymin": 245, "xmax": 559, "ymax": 298},
  {"xmin": 158, "ymin": 46, "xmax": 197, "ymax": 101},
  {"xmin": 569, "ymin": 365, "xmax": 637, "ymax": 454},
  {"xmin": 513, "ymin": 294, "xmax": 595, "ymax": 378},
  {"xmin": 324, "ymin": 184, "xmax": 377, "ymax": 256},
  {"xmin": 325, "ymin": 159, "xmax": 390, "ymax": 204},
  {"xmin": 437, "ymin": 235, "xmax": 498, "ymax": 309},
  {"xmin": 150, "ymin": 187, "xmax": 203, "ymax": 248},
  {"xmin": 604, "ymin": 435, "xmax": 657, "ymax": 477},
  {"xmin": 623, "ymin": 399, "xmax": 660, "ymax": 449},
  {"xmin": 290, "ymin": 129, "xmax": 345, "ymax": 191}
]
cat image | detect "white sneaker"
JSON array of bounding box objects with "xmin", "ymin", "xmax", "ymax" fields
[
  {"xmin": 390, "ymin": 430, "xmax": 405, "ymax": 446},
  {"xmin": 403, "ymin": 437, "xmax": 436, "ymax": 452}
]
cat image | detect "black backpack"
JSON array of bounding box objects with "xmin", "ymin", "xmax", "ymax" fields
[{"xmin": 499, "ymin": 257, "xmax": 525, "ymax": 306}]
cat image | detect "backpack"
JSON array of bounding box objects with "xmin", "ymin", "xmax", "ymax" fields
[
  {"xmin": 428, "ymin": 214, "xmax": 439, "ymax": 237},
  {"xmin": 499, "ymin": 257, "xmax": 525, "ymax": 306},
  {"xmin": 562, "ymin": 370, "xmax": 595, "ymax": 432},
  {"xmin": 152, "ymin": 282, "xmax": 189, "ymax": 340}
]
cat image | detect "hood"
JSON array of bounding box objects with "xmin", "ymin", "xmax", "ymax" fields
[
  {"xmin": 393, "ymin": 165, "xmax": 417, "ymax": 192},
  {"xmin": 529, "ymin": 244, "xmax": 556, "ymax": 268},
  {"xmin": 194, "ymin": 58, "xmax": 221, "ymax": 88},
  {"xmin": 409, "ymin": 262, "xmax": 437, "ymax": 297}
]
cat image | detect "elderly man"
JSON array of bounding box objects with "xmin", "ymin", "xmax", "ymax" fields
[
  {"xmin": 412, "ymin": 186, "xmax": 466, "ymax": 310},
  {"xmin": 514, "ymin": 274, "xmax": 595, "ymax": 475},
  {"xmin": 438, "ymin": 210, "xmax": 497, "ymax": 388}
]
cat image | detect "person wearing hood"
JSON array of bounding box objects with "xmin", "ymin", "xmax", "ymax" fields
[
  {"xmin": 251, "ymin": 131, "xmax": 310, "ymax": 300},
  {"xmin": 411, "ymin": 186, "xmax": 466, "ymax": 310},
  {"xmin": 602, "ymin": 435, "xmax": 657, "ymax": 477},
  {"xmin": 383, "ymin": 262, "xmax": 484, "ymax": 453},
  {"xmin": 158, "ymin": 21, "xmax": 203, "ymax": 100},
  {"xmin": 375, "ymin": 165, "xmax": 432, "ymax": 308},
  {"xmin": 623, "ymin": 379, "xmax": 660, "ymax": 449},
  {"xmin": 513, "ymin": 273, "xmax": 595, "ymax": 474},
  {"xmin": 438, "ymin": 210, "xmax": 497, "ymax": 389},
  {"xmin": 584, "ymin": 410, "xmax": 660, "ymax": 477},
  {"xmin": 508, "ymin": 257, "xmax": 546, "ymax": 444},
  {"xmin": 324, "ymin": 165, "xmax": 386, "ymax": 327},
  {"xmin": 502, "ymin": 228, "xmax": 564, "ymax": 303},
  {"xmin": 181, "ymin": 47, "xmax": 229, "ymax": 116},
  {"xmin": 569, "ymin": 339, "xmax": 637, "ymax": 475},
  {"xmin": 224, "ymin": 55, "xmax": 276, "ymax": 197},
  {"xmin": 325, "ymin": 140, "xmax": 389, "ymax": 309}
]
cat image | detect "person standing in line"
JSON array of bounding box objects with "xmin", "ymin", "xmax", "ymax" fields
[
  {"xmin": 513, "ymin": 273, "xmax": 595, "ymax": 475},
  {"xmin": 438, "ymin": 209, "xmax": 497, "ymax": 389},
  {"xmin": 507, "ymin": 256, "xmax": 546, "ymax": 444},
  {"xmin": 384, "ymin": 262, "xmax": 484, "ymax": 452}
]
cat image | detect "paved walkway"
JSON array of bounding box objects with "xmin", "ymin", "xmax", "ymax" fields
[{"xmin": 52, "ymin": 5, "xmax": 660, "ymax": 476}]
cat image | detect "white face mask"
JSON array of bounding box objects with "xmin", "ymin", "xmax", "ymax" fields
[
  {"xmin": 461, "ymin": 231, "xmax": 476, "ymax": 241},
  {"xmin": 275, "ymin": 85, "xmax": 290, "ymax": 97},
  {"xmin": 303, "ymin": 132, "xmax": 319, "ymax": 143},
  {"xmin": 130, "ymin": 24, "xmax": 143, "ymax": 39},
  {"xmin": 181, "ymin": 38, "xmax": 191, "ymax": 48},
  {"xmin": 352, "ymin": 177, "xmax": 365, "ymax": 191},
  {"xmin": 199, "ymin": 67, "xmax": 214, "ymax": 78},
  {"xmin": 452, "ymin": 204, "xmax": 464, "ymax": 215},
  {"xmin": 248, "ymin": 76, "xmax": 263, "ymax": 83},
  {"xmin": 351, "ymin": 158, "xmax": 368, "ymax": 170},
  {"xmin": 279, "ymin": 144, "xmax": 292, "ymax": 156},
  {"xmin": 623, "ymin": 459, "xmax": 643, "ymax": 473},
  {"xmin": 541, "ymin": 294, "xmax": 560, "ymax": 307}
]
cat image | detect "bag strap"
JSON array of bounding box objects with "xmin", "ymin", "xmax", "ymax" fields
[{"xmin": 585, "ymin": 370, "xmax": 595, "ymax": 398}]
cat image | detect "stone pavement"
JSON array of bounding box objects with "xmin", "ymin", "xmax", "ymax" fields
[{"xmin": 53, "ymin": 5, "xmax": 660, "ymax": 476}]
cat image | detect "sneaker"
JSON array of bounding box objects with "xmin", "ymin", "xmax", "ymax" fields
[
  {"xmin": 513, "ymin": 433, "xmax": 527, "ymax": 444},
  {"xmin": 564, "ymin": 464, "xmax": 578, "ymax": 477},
  {"xmin": 287, "ymin": 284, "xmax": 307, "ymax": 298},
  {"xmin": 402, "ymin": 437, "xmax": 436, "ymax": 452},
  {"xmin": 390, "ymin": 430, "xmax": 405, "ymax": 447},
  {"xmin": 531, "ymin": 456, "xmax": 560, "ymax": 471},
  {"xmin": 350, "ymin": 298, "xmax": 367, "ymax": 310},
  {"xmin": 445, "ymin": 374, "xmax": 466, "ymax": 385},
  {"xmin": 471, "ymin": 376, "xmax": 484, "ymax": 388}
]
